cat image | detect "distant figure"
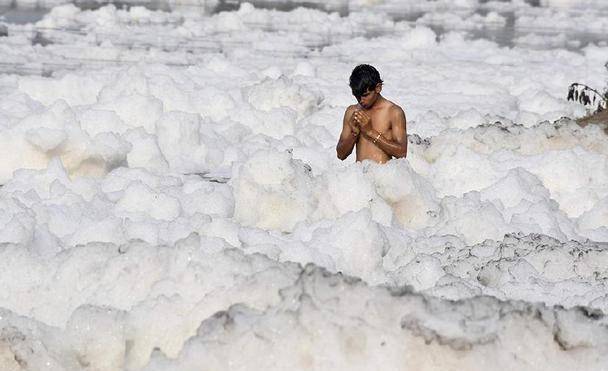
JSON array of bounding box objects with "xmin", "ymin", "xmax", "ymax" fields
[{"xmin": 336, "ymin": 64, "xmax": 407, "ymax": 163}]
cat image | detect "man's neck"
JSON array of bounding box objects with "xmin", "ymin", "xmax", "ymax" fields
[{"xmin": 367, "ymin": 95, "xmax": 385, "ymax": 110}]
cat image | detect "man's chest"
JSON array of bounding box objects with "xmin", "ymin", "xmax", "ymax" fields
[{"xmin": 369, "ymin": 111, "xmax": 392, "ymax": 136}]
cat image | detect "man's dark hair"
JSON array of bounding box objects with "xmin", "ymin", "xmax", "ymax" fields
[{"xmin": 349, "ymin": 64, "xmax": 383, "ymax": 99}]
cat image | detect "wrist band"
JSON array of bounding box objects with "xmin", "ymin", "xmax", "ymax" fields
[{"xmin": 373, "ymin": 132, "xmax": 382, "ymax": 144}]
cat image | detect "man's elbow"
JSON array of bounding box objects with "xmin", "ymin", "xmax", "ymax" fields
[
  {"xmin": 395, "ymin": 145, "xmax": 407, "ymax": 159},
  {"xmin": 336, "ymin": 143, "xmax": 350, "ymax": 161}
]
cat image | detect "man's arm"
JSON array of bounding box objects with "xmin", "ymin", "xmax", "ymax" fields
[
  {"xmin": 336, "ymin": 106, "xmax": 359, "ymax": 160},
  {"xmin": 360, "ymin": 106, "xmax": 407, "ymax": 159}
]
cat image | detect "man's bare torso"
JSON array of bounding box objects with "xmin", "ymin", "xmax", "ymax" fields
[
  {"xmin": 336, "ymin": 90, "xmax": 407, "ymax": 163},
  {"xmin": 336, "ymin": 66, "xmax": 407, "ymax": 163},
  {"xmin": 347, "ymin": 99, "xmax": 396, "ymax": 163}
]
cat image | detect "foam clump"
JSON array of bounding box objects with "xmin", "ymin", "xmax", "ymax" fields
[
  {"xmin": 143, "ymin": 266, "xmax": 608, "ymax": 371},
  {"xmin": 301, "ymin": 209, "xmax": 387, "ymax": 282},
  {"xmin": 244, "ymin": 76, "xmax": 322, "ymax": 118},
  {"xmin": 115, "ymin": 181, "xmax": 182, "ymax": 221},
  {"xmin": 368, "ymin": 160, "xmax": 440, "ymax": 229},
  {"xmin": 577, "ymin": 196, "xmax": 608, "ymax": 240},
  {"xmin": 447, "ymin": 108, "xmax": 488, "ymax": 130},
  {"xmin": 409, "ymin": 121, "xmax": 608, "ymax": 228},
  {"xmin": 233, "ymin": 151, "xmax": 439, "ymax": 233},
  {"xmin": 0, "ymin": 100, "xmax": 130, "ymax": 183},
  {"xmin": 0, "ymin": 159, "xmax": 236, "ymax": 250},
  {"xmin": 1, "ymin": 1, "xmax": 608, "ymax": 370},
  {"xmin": 233, "ymin": 150, "xmax": 313, "ymax": 231},
  {"xmin": 0, "ymin": 240, "xmax": 301, "ymax": 369},
  {"xmin": 479, "ymin": 168, "xmax": 578, "ymax": 241},
  {"xmin": 433, "ymin": 234, "xmax": 608, "ymax": 310}
]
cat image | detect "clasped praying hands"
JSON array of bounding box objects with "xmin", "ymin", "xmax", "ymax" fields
[
  {"xmin": 353, "ymin": 110, "xmax": 382, "ymax": 143},
  {"xmin": 353, "ymin": 110, "xmax": 372, "ymax": 129}
]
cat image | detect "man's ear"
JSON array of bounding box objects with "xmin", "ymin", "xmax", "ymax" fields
[{"xmin": 375, "ymin": 83, "xmax": 382, "ymax": 93}]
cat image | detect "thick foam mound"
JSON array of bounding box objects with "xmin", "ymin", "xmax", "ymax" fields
[
  {"xmin": 0, "ymin": 1, "xmax": 608, "ymax": 370},
  {"xmin": 142, "ymin": 266, "xmax": 608, "ymax": 371}
]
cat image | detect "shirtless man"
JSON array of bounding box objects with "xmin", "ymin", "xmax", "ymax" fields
[{"xmin": 336, "ymin": 64, "xmax": 407, "ymax": 163}]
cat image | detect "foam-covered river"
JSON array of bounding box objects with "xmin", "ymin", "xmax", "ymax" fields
[{"xmin": 1, "ymin": 0, "xmax": 608, "ymax": 370}]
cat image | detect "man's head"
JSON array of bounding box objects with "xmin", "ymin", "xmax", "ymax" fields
[{"xmin": 349, "ymin": 64, "xmax": 383, "ymax": 108}]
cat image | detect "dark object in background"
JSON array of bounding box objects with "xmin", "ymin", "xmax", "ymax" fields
[
  {"xmin": 567, "ymin": 83, "xmax": 607, "ymax": 113},
  {"xmin": 567, "ymin": 62, "xmax": 608, "ymax": 114},
  {"xmin": 0, "ymin": 24, "xmax": 7, "ymax": 37}
]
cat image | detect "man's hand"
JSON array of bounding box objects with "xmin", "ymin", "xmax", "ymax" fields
[{"xmin": 353, "ymin": 110, "xmax": 371, "ymax": 131}]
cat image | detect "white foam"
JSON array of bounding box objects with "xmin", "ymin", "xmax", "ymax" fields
[{"xmin": 1, "ymin": 1, "xmax": 608, "ymax": 369}]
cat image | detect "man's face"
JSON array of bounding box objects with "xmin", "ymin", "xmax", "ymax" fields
[{"xmin": 354, "ymin": 84, "xmax": 381, "ymax": 109}]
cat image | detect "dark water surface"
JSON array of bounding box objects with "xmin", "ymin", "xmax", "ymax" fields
[{"xmin": 0, "ymin": 5, "xmax": 47, "ymax": 23}]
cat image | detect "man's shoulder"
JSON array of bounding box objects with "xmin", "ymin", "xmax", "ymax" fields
[
  {"xmin": 385, "ymin": 100, "xmax": 405, "ymax": 114},
  {"xmin": 345, "ymin": 104, "xmax": 359, "ymax": 113},
  {"xmin": 344, "ymin": 104, "xmax": 359, "ymax": 117},
  {"xmin": 383, "ymin": 101, "xmax": 406, "ymax": 125}
]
